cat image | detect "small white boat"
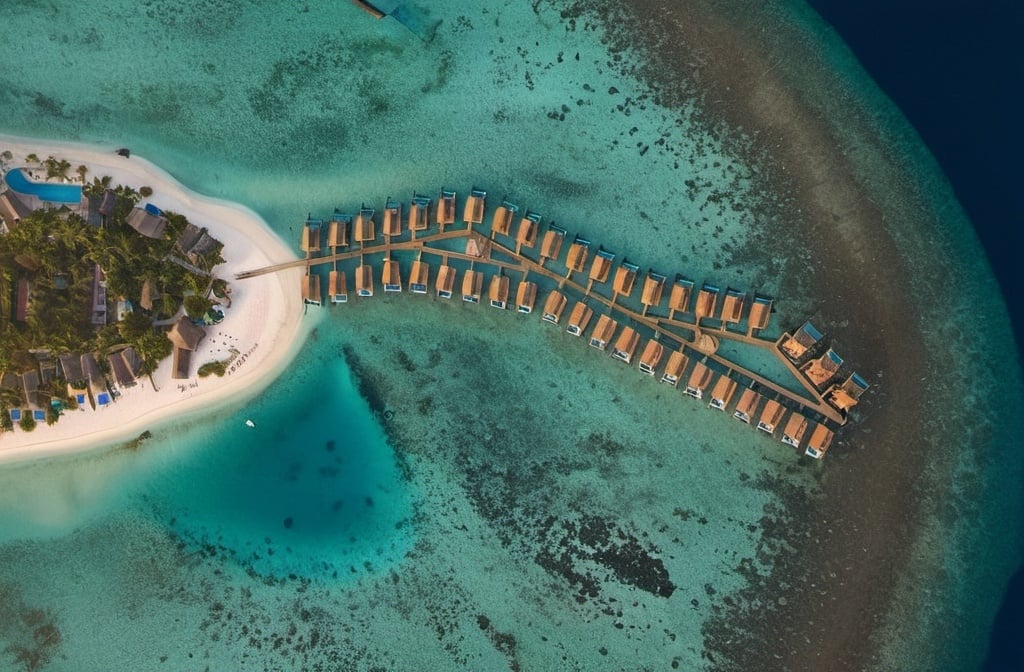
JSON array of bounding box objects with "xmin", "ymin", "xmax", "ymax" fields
[{"xmin": 245, "ymin": 419, "xmax": 255, "ymax": 428}]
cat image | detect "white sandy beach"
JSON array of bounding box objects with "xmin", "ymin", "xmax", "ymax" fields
[{"xmin": 0, "ymin": 134, "xmax": 310, "ymax": 465}]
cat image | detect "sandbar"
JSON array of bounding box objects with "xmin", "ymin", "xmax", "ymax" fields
[{"xmin": 0, "ymin": 134, "xmax": 308, "ymax": 465}]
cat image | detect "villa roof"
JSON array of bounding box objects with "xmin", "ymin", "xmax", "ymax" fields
[
  {"xmin": 720, "ymin": 289, "xmax": 745, "ymax": 324},
  {"xmin": 354, "ymin": 209, "xmax": 375, "ymax": 242},
  {"xmin": 782, "ymin": 413, "xmax": 809, "ymax": 444},
  {"xmin": 21, "ymin": 369, "xmax": 40, "ymax": 407},
  {"xmin": 176, "ymin": 223, "xmax": 205, "ymax": 253},
  {"xmin": 329, "ymin": 270, "xmax": 347, "ymax": 297},
  {"xmin": 540, "ymin": 226, "xmax": 565, "ymax": 260},
  {"xmin": 542, "ymin": 290, "xmax": 567, "ymax": 320},
  {"xmin": 516, "ymin": 213, "xmax": 539, "ymax": 248},
  {"xmin": 126, "ymin": 207, "xmax": 168, "ymax": 239},
  {"xmin": 167, "ymin": 315, "xmax": 206, "ymax": 351},
  {"xmin": 639, "ymin": 339, "xmax": 664, "ymax": 369},
  {"xmin": 409, "ymin": 260, "xmax": 429, "ymax": 287},
  {"xmin": 383, "ymin": 199, "xmax": 402, "ymax": 236},
  {"xmin": 669, "ymin": 277, "xmax": 693, "ymax": 313},
  {"xmin": 709, "ymin": 375, "xmax": 738, "ymax": 406},
  {"xmin": 1, "ymin": 373, "xmax": 25, "ymax": 405},
  {"xmin": 492, "ymin": 201, "xmax": 516, "ymax": 236},
  {"xmin": 327, "ymin": 216, "xmax": 350, "ymax": 246},
  {"xmin": 612, "ymin": 326, "xmax": 639, "ymax": 359},
  {"xmin": 356, "ymin": 264, "xmax": 373, "ymax": 294},
  {"xmin": 382, "ymin": 259, "xmax": 401, "ymax": 286},
  {"xmin": 589, "ymin": 248, "xmax": 615, "ymax": 283},
  {"xmin": 641, "ymin": 272, "xmax": 666, "ymax": 307},
  {"xmin": 463, "ymin": 189, "xmax": 485, "ymax": 224},
  {"xmin": 694, "ymin": 283, "xmax": 719, "ymax": 319},
  {"xmin": 435, "ymin": 265, "xmax": 455, "ymax": 293},
  {"xmin": 687, "ymin": 361, "xmax": 713, "ymax": 390},
  {"xmin": 98, "ymin": 189, "xmax": 118, "ymax": 216},
  {"xmin": 733, "ymin": 388, "xmax": 760, "ymax": 420},
  {"xmin": 589, "ymin": 314, "xmax": 617, "ymax": 346},
  {"xmin": 801, "ymin": 348, "xmax": 844, "ymax": 389},
  {"xmin": 109, "ymin": 351, "xmax": 134, "ymax": 388},
  {"xmin": 301, "ymin": 273, "xmax": 321, "ymax": 303},
  {"xmin": 612, "ymin": 263, "xmax": 638, "ymax": 296},
  {"xmin": 462, "ymin": 269, "xmax": 483, "ymax": 297},
  {"xmin": 567, "ymin": 301, "xmax": 593, "ymax": 331},
  {"xmin": 807, "ymin": 423, "xmax": 835, "ymax": 454},
  {"xmin": 437, "ymin": 188, "xmax": 456, "ymax": 225},
  {"xmin": 171, "ymin": 347, "xmax": 192, "ymax": 380},
  {"xmin": 661, "ymin": 349, "xmax": 688, "ymax": 380},
  {"xmin": 748, "ymin": 295, "xmax": 773, "ymax": 330},
  {"xmin": 565, "ymin": 239, "xmax": 589, "ymax": 273},
  {"xmin": 58, "ymin": 353, "xmax": 85, "ymax": 384},
  {"xmin": 758, "ymin": 399, "xmax": 786, "ymax": 431},
  {"xmin": 408, "ymin": 198, "xmax": 429, "ymax": 231},
  {"xmin": 488, "ymin": 275, "xmax": 509, "ymax": 303},
  {"xmin": 516, "ymin": 281, "xmax": 537, "ymax": 310}
]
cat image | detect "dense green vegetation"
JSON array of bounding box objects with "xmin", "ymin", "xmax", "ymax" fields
[
  {"xmin": 197, "ymin": 360, "xmax": 227, "ymax": 378},
  {"xmin": 0, "ymin": 183, "xmax": 224, "ymax": 378}
]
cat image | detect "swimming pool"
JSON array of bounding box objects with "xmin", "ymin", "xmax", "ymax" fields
[{"xmin": 3, "ymin": 167, "xmax": 83, "ymax": 203}]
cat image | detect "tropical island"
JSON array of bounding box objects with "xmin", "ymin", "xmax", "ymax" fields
[{"xmin": 0, "ymin": 136, "xmax": 305, "ymax": 463}]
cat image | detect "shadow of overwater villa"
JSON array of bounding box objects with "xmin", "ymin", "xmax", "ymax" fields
[{"xmin": 103, "ymin": 344, "xmax": 415, "ymax": 582}]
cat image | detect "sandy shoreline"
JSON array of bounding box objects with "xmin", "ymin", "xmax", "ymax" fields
[{"xmin": 0, "ymin": 134, "xmax": 310, "ymax": 465}]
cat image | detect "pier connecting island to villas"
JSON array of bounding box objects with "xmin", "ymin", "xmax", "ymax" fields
[{"xmin": 238, "ymin": 187, "xmax": 870, "ymax": 460}]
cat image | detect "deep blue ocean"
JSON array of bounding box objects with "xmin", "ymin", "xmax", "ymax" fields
[{"xmin": 808, "ymin": 2, "xmax": 1024, "ymax": 668}]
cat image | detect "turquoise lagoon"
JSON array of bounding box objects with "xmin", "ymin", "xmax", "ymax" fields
[{"xmin": 0, "ymin": 1, "xmax": 1021, "ymax": 670}]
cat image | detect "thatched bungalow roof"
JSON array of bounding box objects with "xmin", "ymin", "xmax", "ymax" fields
[
  {"xmin": 694, "ymin": 283, "xmax": 719, "ymax": 320},
  {"xmin": 641, "ymin": 272, "xmax": 666, "ymax": 310},
  {"xmin": 612, "ymin": 261, "xmax": 639, "ymax": 297},
  {"xmin": 354, "ymin": 207, "xmax": 375, "ymax": 243},
  {"xmin": 542, "ymin": 290, "xmax": 567, "ymax": 324},
  {"xmin": 805, "ymin": 423, "xmax": 835, "ymax": 459},
  {"xmin": 126, "ymin": 206, "xmax": 168, "ymax": 239},
  {"xmin": 356, "ymin": 264, "xmax": 373, "ymax": 297},
  {"xmin": 801, "ymin": 348, "xmax": 843, "ymax": 389},
  {"xmin": 566, "ymin": 301, "xmax": 593, "ymax": 336},
  {"xmin": 409, "ymin": 260, "xmax": 429, "ymax": 294},
  {"xmin": 720, "ymin": 288, "xmax": 746, "ymax": 324},
  {"xmin": 167, "ymin": 315, "xmax": 206, "ymax": 351},
  {"xmin": 408, "ymin": 194, "xmax": 430, "ymax": 232},
  {"xmin": 516, "ymin": 281, "xmax": 537, "ymax": 313},
  {"xmin": 329, "ymin": 270, "xmax": 348, "ymax": 303},
  {"xmin": 660, "ymin": 349, "xmax": 688, "ymax": 386},
  {"xmin": 638, "ymin": 339, "xmax": 664, "ymax": 375},
  {"xmin": 492, "ymin": 200, "xmax": 516, "ymax": 236},
  {"xmin": 382, "ymin": 259, "xmax": 402, "ymax": 292},
  {"xmin": 589, "ymin": 314, "xmax": 617, "ymax": 351},
  {"xmin": 565, "ymin": 237, "xmax": 590, "ymax": 273},
  {"xmin": 383, "ymin": 198, "xmax": 402, "ymax": 237},
  {"xmin": 301, "ymin": 273, "xmax": 321, "ymax": 305},
  {"xmin": 611, "ymin": 326, "xmax": 639, "ymax": 362},
  {"xmin": 171, "ymin": 347, "xmax": 192, "ymax": 380},
  {"xmin": 684, "ymin": 361, "xmax": 713, "ymax": 399},
  {"xmin": 58, "ymin": 353, "xmax": 86, "ymax": 386},
  {"xmin": 437, "ymin": 188, "xmax": 456, "ymax": 226},
  {"xmin": 668, "ymin": 276, "xmax": 694, "ymax": 315},
  {"xmin": 81, "ymin": 353, "xmax": 110, "ymax": 405},
  {"xmin": 589, "ymin": 247, "xmax": 615, "ymax": 284},
  {"xmin": 177, "ymin": 223, "xmax": 206, "ymax": 253},
  {"xmin": 329, "ymin": 214, "xmax": 351, "ymax": 247},
  {"xmin": 488, "ymin": 274, "xmax": 509, "ymax": 309},
  {"xmin": 1, "ymin": 373, "xmax": 25, "ymax": 406},
  {"xmin": 540, "ymin": 225, "xmax": 566, "ymax": 262},
  {"xmin": 732, "ymin": 388, "xmax": 760, "ymax": 423},
  {"xmin": 708, "ymin": 375, "xmax": 738, "ymax": 411},
  {"xmin": 756, "ymin": 399, "xmax": 786, "ymax": 435},
  {"xmin": 109, "ymin": 350, "xmax": 135, "ymax": 389},
  {"xmin": 0, "ymin": 190, "xmax": 32, "ymax": 228},
  {"xmin": 781, "ymin": 413, "xmax": 809, "ymax": 448},
  {"xmin": 98, "ymin": 189, "xmax": 118, "ymax": 216},
  {"xmin": 461, "ymin": 269, "xmax": 483, "ymax": 303},
  {"xmin": 435, "ymin": 264, "xmax": 455, "ymax": 298},
  {"xmin": 463, "ymin": 188, "xmax": 486, "ymax": 225},
  {"xmin": 748, "ymin": 295, "xmax": 773, "ymax": 331},
  {"xmin": 516, "ymin": 212, "xmax": 540, "ymax": 249}
]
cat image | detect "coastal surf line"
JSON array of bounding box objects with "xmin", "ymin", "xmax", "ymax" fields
[{"xmin": 238, "ymin": 188, "xmax": 870, "ymax": 460}]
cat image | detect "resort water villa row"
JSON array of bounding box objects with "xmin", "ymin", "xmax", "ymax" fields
[{"xmin": 240, "ymin": 186, "xmax": 874, "ymax": 461}]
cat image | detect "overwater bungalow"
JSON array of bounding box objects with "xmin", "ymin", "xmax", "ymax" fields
[
  {"xmin": 720, "ymin": 288, "xmax": 746, "ymax": 326},
  {"xmin": 708, "ymin": 375, "xmax": 738, "ymax": 411},
  {"xmin": 383, "ymin": 197, "xmax": 402, "ymax": 237},
  {"xmin": 641, "ymin": 271, "xmax": 666, "ymax": 315},
  {"xmin": 462, "ymin": 269, "xmax": 483, "ymax": 303},
  {"xmin": 826, "ymin": 372, "xmax": 870, "ymax": 414},
  {"xmin": 778, "ymin": 320, "xmax": 824, "ymax": 362},
  {"xmin": 300, "ymin": 217, "xmax": 321, "ymax": 254},
  {"xmin": 612, "ymin": 261, "xmax": 640, "ymax": 299},
  {"xmin": 329, "ymin": 270, "xmax": 348, "ymax": 303},
  {"xmin": 539, "ymin": 224, "xmax": 567, "ymax": 265},
  {"xmin": 747, "ymin": 294, "xmax": 773, "ymax": 333},
  {"xmin": 542, "ymin": 290, "xmax": 568, "ymax": 324},
  {"xmin": 805, "ymin": 423, "xmax": 835, "ymax": 459},
  {"xmin": 408, "ymin": 193, "xmax": 431, "ymax": 234},
  {"xmin": 612, "ymin": 326, "xmax": 640, "ymax": 363},
  {"xmin": 301, "ymin": 272, "xmax": 321, "ymax": 306},
  {"xmin": 589, "ymin": 247, "xmax": 616, "ymax": 285},
  {"xmin": 516, "ymin": 281, "xmax": 538, "ymax": 314},
  {"xmin": 356, "ymin": 263, "xmax": 374, "ymax": 297},
  {"xmin": 565, "ymin": 236, "xmax": 590, "ymax": 276},
  {"xmin": 684, "ymin": 361, "xmax": 713, "ymax": 399},
  {"xmin": 733, "ymin": 387, "xmax": 760, "ymax": 423},
  {"xmin": 660, "ymin": 349, "xmax": 688, "ymax": 386},
  {"xmin": 491, "ymin": 199, "xmax": 518, "ymax": 238},
  {"xmin": 354, "ymin": 205, "xmax": 376, "ymax": 244},
  {"xmin": 516, "ymin": 211, "xmax": 541, "ymax": 251},
  {"xmin": 489, "ymin": 274, "xmax": 510, "ymax": 309},
  {"xmin": 638, "ymin": 339, "xmax": 664, "ymax": 375},
  {"xmin": 801, "ymin": 347, "xmax": 844, "ymax": 389},
  {"xmin": 382, "ymin": 259, "xmax": 402, "ymax": 292},
  {"xmin": 694, "ymin": 283, "xmax": 720, "ymax": 321},
  {"xmin": 668, "ymin": 275, "xmax": 694, "ymax": 319},
  {"xmin": 589, "ymin": 314, "xmax": 618, "ymax": 351},
  {"xmin": 409, "ymin": 259, "xmax": 429, "ymax": 294},
  {"xmin": 328, "ymin": 212, "xmax": 351, "ymax": 248},
  {"xmin": 756, "ymin": 399, "xmax": 786, "ymax": 435},
  {"xmin": 437, "ymin": 187, "xmax": 457, "ymax": 230},
  {"xmin": 464, "ymin": 187, "xmax": 486, "ymax": 227},
  {"xmin": 781, "ymin": 413, "xmax": 809, "ymax": 448},
  {"xmin": 566, "ymin": 301, "xmax": 594, "ymax": 336},
  {"xmin": 435, "ymin": 264, "xmax": 455, "ymax": 299}
]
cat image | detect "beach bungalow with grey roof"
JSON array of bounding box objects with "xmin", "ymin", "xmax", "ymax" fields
[
  {"xmin": 542, "ymin": 290, "xmax": 567, "ymax": 324},
  {"xmin": 58, "ymin": 353, "xmax": 88, "ymax": 407},
  {"xmin": 81, "ymin": 353, "xmax": 111, "ymax": 408},
  {"xmin": 126, "ymin": 205, "xmax": 168, "ymax": 239},
  {"xmin": 0, "ymin": 189, "xmax": 31, "ymax": 231},
  {"xmin": 167, "ymin": 316, "xmax": 206, "ymax": 380}
]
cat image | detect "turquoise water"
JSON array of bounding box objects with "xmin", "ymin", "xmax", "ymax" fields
[
  {"xmin": 0, "ymin": 1, "xmax": 1021, "ymax": 670},
  {"xmin": 1, "ymin": 168, "xmax": 83, "ymax": 203}
]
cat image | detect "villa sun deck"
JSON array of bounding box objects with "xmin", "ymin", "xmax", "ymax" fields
[
  {"xmin": 660, "ymin": 349, "xmax": 688, "ymax": 386},
  {"xmin": 611, "ymin": 326, "xmax": 640, "ymax": 363},
  {"xmin": 638, "ymin": 339, "xmax": 664, "ymax": 375},
  {"xmin": 516, "ymin": 281, "xmax": 538, "ymax": 314},
  {"xmin": 566, "ymin": 301, "xmax": 593, "ymax": 336},
  {"xmin": 708, "ymin": 375, "xmax": 738, "ymax": 411},
  {"xmin": 732, "ymin": 387, "xmax": 760, "ymax": 423},
  {"xmin": 542, "ymin": 290, "xmax": 567, "ymax": 324},
  {"xmin": 756, "ymin": 399, "xmax": 786, "ymax": 436},
  {"xmin": 589, "ymin": 314, "xmax": 618, "ymax": 351},
  {"xmin": 684, "ymin": 361, "xmax": 714, "ymax": 399},
  {"xmin": 826, "ymin": 372, "xmax": 869, "ymax": 413}
]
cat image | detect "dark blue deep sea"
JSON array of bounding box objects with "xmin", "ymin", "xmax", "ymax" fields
[{"xmin": 808, "ymin": 2, "xmax": 1024, "ymax": 669}]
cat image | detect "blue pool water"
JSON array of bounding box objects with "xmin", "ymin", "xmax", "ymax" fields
[{"xmin": 3, "ymin": 167, "xmax": 82, "ymax": 203}]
